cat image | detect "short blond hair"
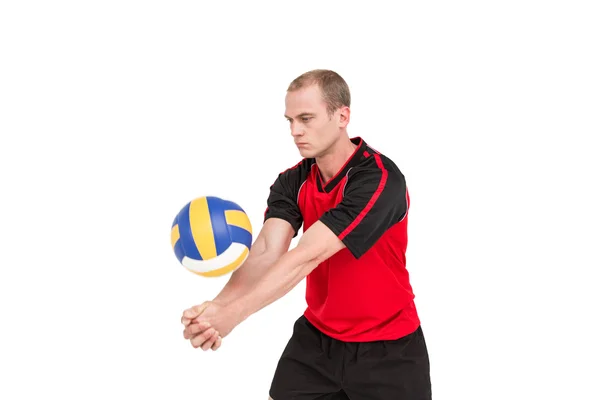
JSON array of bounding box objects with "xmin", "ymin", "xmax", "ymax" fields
[{"xmin": 288, "ymin": 69, "xmax": 351, "ymax": 116}]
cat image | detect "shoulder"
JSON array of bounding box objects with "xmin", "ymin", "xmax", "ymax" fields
[
  {"xmin": 273, "ymin": 157, "xmax": 314, "ymax": 186},
  {"xmin": 269, "ymin": 157, "xmax": 315, "ymax": 194},
  {"xmin": 277, "ymin": 157, "xmax": 315, "ymax": 178},
  {"xmin": 346, "ymin": 149, "xmax": 405, "ymax": 189}
]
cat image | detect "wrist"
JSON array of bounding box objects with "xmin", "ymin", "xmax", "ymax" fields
[
  {"xmin": 211, "ymin": 294, "xmax": 230, "ymax": 306},
  {"xmin": 229, "ymin": 295, "xmax": 252, "ymax": 324},
  {"xmin": 212, "ymin": 282, "xmax": 243, "ymax": 306}
]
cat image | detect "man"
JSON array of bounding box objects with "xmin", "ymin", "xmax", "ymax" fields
[{"xmin": 181, "ymin": 69, "xmax": 432, "ymax": 399}]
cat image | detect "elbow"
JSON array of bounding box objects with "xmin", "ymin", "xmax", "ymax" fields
[
  {"xmin": 297, "ymin": 257, "xmax": 321, "ymax": 278},
  {"xmin": 294, "ymin": 246, "xmax": 326, "ymax": 276},
  {"xmin": 292, "ymin": 228, "xmax": 342, "ymax": 276},
  {"xmin": 312, "ymin": 250, "xmax": 328, "ymax": 266}
]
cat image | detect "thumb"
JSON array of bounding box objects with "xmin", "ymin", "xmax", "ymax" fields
[{"xmin": 184, "ymin": 302, "xmax": 210, "ymax": 319}]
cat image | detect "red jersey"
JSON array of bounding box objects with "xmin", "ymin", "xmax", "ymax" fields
[{"xmin": 264, "ymin": 137, "xmax": 420, "ymax": 342}]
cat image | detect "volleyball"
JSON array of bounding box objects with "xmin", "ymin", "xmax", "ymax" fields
[{"xmin": 170, "ymin": 196, "xmax": 253, "ymax": 277}]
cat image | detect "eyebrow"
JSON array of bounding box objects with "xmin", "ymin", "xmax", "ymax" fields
[{"xmin": 284, "ymin": 112, "xmax": 315, "ymax": 119}]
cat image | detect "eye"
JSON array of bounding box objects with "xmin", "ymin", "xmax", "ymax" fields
[{"xmin": 301, "ymin": 117, "xmax": 312, "ymax": 122}]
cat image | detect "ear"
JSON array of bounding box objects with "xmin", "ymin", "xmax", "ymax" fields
[{"xmin": 338, "ymin": 106, "xmax": 350, "ymax": 128}]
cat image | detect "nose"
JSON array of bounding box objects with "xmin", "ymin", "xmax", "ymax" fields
[{"xmin": 290, "ymin": 121, "xmax": 304, "ymax": 137}]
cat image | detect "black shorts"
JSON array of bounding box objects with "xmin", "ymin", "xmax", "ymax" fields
[{"xmin": 269, "ymin": 315, "xmax": 431, "ymax": 400}]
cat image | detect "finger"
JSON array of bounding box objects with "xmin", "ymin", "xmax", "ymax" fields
[
  {"xmin": 190, "ymin": 327, "xmax": 216, "ymax": 348},
  {"xmin": 183, "ymin": 321, "xmax": 211, "ymax": 339},
  {"xmin": 201, "ymin": 330, "xmax": 219, "ymax": 351},
  {"xmin": 182, "ymin": 308, "xmax": 193, "ymax": 323},
  {"xmin": 211, "ymin": 336, "xmax": 222, "ymax": 351},
  {"xmin": 190, "ymin": 327, "xmax": 215, "ymax": 349},
  {"xmin": 183, "ymin": 302, "xmax": 209, "ymax": 320}
]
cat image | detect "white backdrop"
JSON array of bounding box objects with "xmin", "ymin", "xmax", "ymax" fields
[{"xmin": 1, "ymin": 1, "xmax": 599, "ymax": 399}]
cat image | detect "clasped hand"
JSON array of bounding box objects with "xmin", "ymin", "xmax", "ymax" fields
[{"xmin": 181, "ymin": 301, "xmax": 242, "ymax": 351}]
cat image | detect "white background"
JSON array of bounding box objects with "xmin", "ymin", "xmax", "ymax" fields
[{"xmin": 1, "ymin": 1, "xmax": 599, "ymax": 399}]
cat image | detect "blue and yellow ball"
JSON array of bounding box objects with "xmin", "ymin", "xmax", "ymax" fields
[{"xmin": 171, "ymin": 196, "xmax": 252, "ymax": 277}]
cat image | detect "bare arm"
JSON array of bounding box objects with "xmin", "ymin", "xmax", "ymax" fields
[
  {"xmin": 230, "ymin": 220, "xmax": 345, "ymax": 321},
  {"xmin": 211, "ymin": 218, "xmax": 296, "ymax": 306}
]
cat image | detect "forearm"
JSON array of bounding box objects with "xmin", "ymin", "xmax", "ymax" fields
[
  {"xmin": 212, "ymin": 250, "xmax": 280, "ymax": 305},
  {"xmin": 232, "ymin": 248, "xmax": 321, "ymax": 321}
]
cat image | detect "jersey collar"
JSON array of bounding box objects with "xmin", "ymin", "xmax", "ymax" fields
[{"xmin": 316, "ymin": 136, "xmax": 368, "ymax": 193}]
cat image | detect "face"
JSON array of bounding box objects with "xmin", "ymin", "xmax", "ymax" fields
[{"xmin": 284, "ymin": 84, "xmax": 349, "ymax": 158}]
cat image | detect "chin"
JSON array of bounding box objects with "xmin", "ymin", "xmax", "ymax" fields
[{"xmin": 297, "ymin": 148, "xmax": 317, "ymax": 158}]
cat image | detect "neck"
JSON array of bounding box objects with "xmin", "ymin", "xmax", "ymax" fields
[{"xmin": 315, "ymin": 136, "xmax": 357, "ymax": 182}]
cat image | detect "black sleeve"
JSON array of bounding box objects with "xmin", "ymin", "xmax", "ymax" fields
[
  {"xmin": 319, "ymin": 163, "xmax": 408, "ymax": 258},
  {"xmin": 263, "ymin": 162, "xmax": 307, "ymax": 237}
]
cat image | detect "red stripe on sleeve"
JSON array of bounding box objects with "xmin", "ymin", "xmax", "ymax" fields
[{"xmin": 339, "ymin": 153, "xmax": 388, "ymax": 240}]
